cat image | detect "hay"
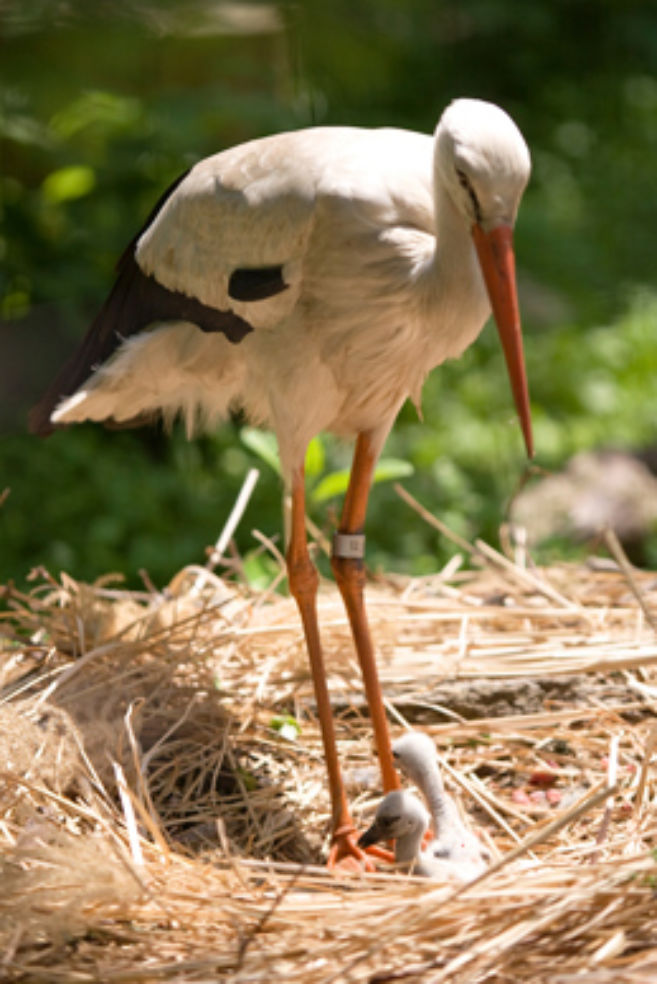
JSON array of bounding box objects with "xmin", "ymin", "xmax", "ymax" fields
[{"xmin": 1, "ymin": 530, "xmax": 657, "ymax": 982}]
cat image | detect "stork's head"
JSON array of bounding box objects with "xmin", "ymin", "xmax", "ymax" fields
[
  {"xmin": 392, "ymin": 731, "xmax": 438, "ymax": 787},
  {"xmin": 358, "ymin": 790, "xmax": 429, "ymax": 848},
  {"xmin": 435, "ymin": 98, "xmax": 533, "ymax": 458}
]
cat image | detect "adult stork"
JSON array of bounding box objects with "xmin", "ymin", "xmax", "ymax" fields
[{"xmin": 30, "ymin": 98, "xmax": 533, "ymax": 870}]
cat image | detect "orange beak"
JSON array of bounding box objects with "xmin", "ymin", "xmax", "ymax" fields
[{"xmin": 472, "ymin": 223, "xmax": 533, "ymax": 459}]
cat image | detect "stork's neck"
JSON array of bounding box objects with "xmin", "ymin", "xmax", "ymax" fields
[
  {"xmin": 434, "ymin": 178, "xmax": 484, "ymax": 298},
  {"xmin": 413, "ymin": 759, "xmax": 451, "ymax": 835},
  {"xmin": 416, "ymin": 178, "xmax": 490, "ymax": 363}
]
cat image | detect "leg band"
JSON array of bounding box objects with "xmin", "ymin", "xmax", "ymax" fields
[{"xmin": 332, "ymin": 532, "xmax": 366, "ymax": 559}]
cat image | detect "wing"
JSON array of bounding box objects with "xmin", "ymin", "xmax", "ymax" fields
[
  {"xmin": 29, "ymin": 133, "xmax": 319, "ymax": 436},
  {"xmin": 29, "ymin": 125, "xmax": 436, "ymax": 436},
  {"xmin": 135, "ymin": 132, "xmax": 319, "ymax": 313}
]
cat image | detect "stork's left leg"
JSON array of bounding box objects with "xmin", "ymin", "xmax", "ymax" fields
[
  {"xmin": 287, "ymin": 464, "xmax": 388, "ymax": 871},
  {"xmin": 331, "ymin": 433, "xmax": 400, "ymax": 796}
]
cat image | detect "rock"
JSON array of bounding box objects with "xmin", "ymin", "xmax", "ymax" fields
[{"xmin": 511, "ymin": 449, "xmax": 657, "ymax": 562}]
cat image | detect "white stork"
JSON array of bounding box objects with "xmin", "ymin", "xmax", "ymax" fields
[{"xmin": 30, "ymin": 98, "xmax": 533, "ymax": 871}]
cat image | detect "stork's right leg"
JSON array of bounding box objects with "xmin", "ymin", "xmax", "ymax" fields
[{"xmin": 286, "ymin": 467, "xmax": 387, "ymax": 871}]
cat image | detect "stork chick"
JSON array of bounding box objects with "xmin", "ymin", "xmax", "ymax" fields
[
  {"xmin": 359, "ymin": 789, "xmax": 479, "ymax": 881},
  {"xmin": 393, "ymin": 731, "xmax": 489, "ymax": 874}
]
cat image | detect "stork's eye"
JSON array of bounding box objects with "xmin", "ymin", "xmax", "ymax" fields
[{"xmin": 455, "ymin": 167, "xmax": 482, "ymax": 223}]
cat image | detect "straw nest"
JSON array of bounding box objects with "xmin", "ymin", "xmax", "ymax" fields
[{"xmin": 1, "ymin": 499, "xmax": 657, "ymax": 982}]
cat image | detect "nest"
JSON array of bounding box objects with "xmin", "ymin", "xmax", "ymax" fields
[{"xmin": 1, "ymin": 512, "xmax": 657, "ymax": 982}]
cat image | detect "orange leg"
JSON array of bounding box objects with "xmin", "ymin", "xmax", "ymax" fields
[
  {"xmin": 330, "ymin": 433, "xmax": 400, "ymax": 796},
  {"xmin": 287, "ymin": 466, "xmax": 387, "ymax": 871}
]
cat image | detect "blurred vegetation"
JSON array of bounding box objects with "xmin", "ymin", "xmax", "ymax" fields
[{"xmin": 2, "ymin": 0, "xmax": 657, "ymax": 589}]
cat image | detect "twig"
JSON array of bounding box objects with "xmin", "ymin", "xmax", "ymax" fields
[
  {"xmin": 140, "ymin": 694, "xmax": 202, "ymax": 771},
  {"xmin": 305, "ymin": 512, "xmax": 332, "ymax": 557},
  {"xmin": 474, "ymin": 538, "xmax": 579, "ymax": 611},
  {"xmin": 591, "ymin": 734, "xmax": 620, "ymax": 860},
  {"xmin": 113, "ymin": 760, "xmax": 144, "ymax": 868},
  {"xmin": 194, "ymin": 467, "xmax": 260, "ymax": 591},
  {"xmin": 633, "ymin": 723, "xmax": 657, "ymax": 818},
  {"xmin": 603, "ymin": 526, "xmax": 657, "ymax": 634},
  {"xmin": 393, "ymin": 483, "xmax": 476, "ymax": 556},
  {"xmin": 122, "ymin": 700, "xmax": 170, "ymax": 857},
  {"xmin": 251, "ymin": 527, "xmax": 286, "ymax": 570}
]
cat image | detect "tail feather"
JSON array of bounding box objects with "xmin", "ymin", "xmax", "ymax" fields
[
  {"xmin": 29, "ymin": 166, "xmax": 254, "ymax": 436},
  {"xmin": 29, "ymin": 258, "xmax": 142, "ymax": 435}
]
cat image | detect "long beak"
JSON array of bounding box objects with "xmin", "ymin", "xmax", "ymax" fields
[{"xmin": 472, "ymin": 223, "xmax": 533, "ymax": 458}]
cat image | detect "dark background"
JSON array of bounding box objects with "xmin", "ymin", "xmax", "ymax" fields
[{"xmin": 2, "ymin": 0, "xmax": 656, "ymax": 588}]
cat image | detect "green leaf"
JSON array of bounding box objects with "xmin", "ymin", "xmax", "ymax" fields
[
  {"xmin": 241, "ymin": 550, "xmax": 279, "ymax": 590},
  {"xmin": 309, "ymin": 468, "xmax": 351, "ymax": 503},
  {"xmin": 304, "ymin": 435, "xmax": 325, "ymax": 478},
  {"xmin": 240, "ymin": 428, "xmax": 325, "ymax": 480},
  {"xmin": 310, "ymin": 458, "xmax": 414, "ymax": 503},
  {"xmin": 42, "ymin": 165, "xmax": 96, "ymax": 203},
  {"xmin": 372, "ymin": 458, "xmax": 414, "ymax": 483},
  {"xmin": 50, "ymin": 90, "xmax": 141, "ymax": 139},
  {"xmin": 240, "ymin": 427, "xmax": 281, "ymax": 476},
  {"xmin": 236, "ymin": 766, "xmax": 258, "ymax": 792},
  {"xmin": 270, "ymin": 715, "xmax": 301, "ymax": 741}
]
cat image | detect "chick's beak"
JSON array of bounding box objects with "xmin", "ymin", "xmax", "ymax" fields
[
  {"xmin": 472, "ymin": 223, "xmax": 533, "ymax": 458},
  {"xmin": 357, "ymin": 821, "xmax": 382, "ymax": 850}
]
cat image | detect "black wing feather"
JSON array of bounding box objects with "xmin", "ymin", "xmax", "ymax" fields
[
  {"xmin": 29, "ymin": 168, "xmax": 255, "ymax": 436},
  {"xmin": 228, "ymin": 266, "xmax": 288, "ymax": 301}
]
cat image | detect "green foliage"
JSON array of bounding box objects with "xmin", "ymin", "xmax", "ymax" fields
[
  {"xmin": 41, "ymin": 164, "xmax": 96, "ymax": 204},
  {"xmin": 2, "ymin": 1, "xmax": 657, "ymax": 590},
  {"xmin": 241, "ymin": 426, "xmax": 414, "ymax": 504},
  {"xmin": 240, "ymin": 428, "xmax": 282, "ymax": 477},
  {"xmin": 311, "ymin": 459, "xmax": 414, "ymax": 505}
]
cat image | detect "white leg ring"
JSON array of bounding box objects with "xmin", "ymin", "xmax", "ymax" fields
[{"xmin": 332, "ymin": 532, "xmax": 366, "ymax": 559}]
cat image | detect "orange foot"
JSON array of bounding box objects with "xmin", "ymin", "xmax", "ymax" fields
[{"xmin": 327, "ymin": 823, "xmax": 395, "ymax": 873}]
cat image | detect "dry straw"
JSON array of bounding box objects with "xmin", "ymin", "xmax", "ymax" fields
[{"xmin": 1, "ymin": 494, "xmax": 656, "ymax": 982}]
